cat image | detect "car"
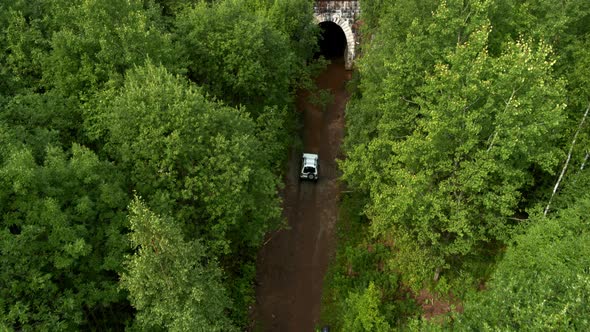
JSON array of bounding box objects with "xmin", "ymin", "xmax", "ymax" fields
[{"xmin": 300, "ymin": 153, "xmax": 319, "ymax": 181}]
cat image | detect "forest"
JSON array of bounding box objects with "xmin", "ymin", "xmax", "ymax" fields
[
  {"xmin": 0, "ymin": 0, "xmax": 320, "ymax": 330},
  {"xmin": 321, "ymin": 0, "xmax": 590, "ymax": 330},
  {"xmin": 1, "ymin": 0, "xmax": 590, "ymax": 331}
]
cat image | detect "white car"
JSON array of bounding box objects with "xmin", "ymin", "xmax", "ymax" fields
[{"xmin": 300, "ymin": 153, "xmax": 319, "ymax": 181}]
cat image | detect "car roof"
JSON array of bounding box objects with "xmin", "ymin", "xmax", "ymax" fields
[
  {"xmin": 302, "ymin": 153, "xmax": 318, "ymax": 167},
  {"xmin": 302, "ymin": 153, "xmax": 318, "ymax": 160}
]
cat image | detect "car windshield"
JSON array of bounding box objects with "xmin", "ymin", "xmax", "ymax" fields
[{"xmin": 303, "ymin": 166, "xmax": 315, "ymax": 173}]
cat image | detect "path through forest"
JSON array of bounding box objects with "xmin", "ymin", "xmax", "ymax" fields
[{"xmin": 253, "ymin": 57, "xmax": 351, "ymax": 331}]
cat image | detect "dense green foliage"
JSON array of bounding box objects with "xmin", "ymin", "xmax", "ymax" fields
[
  {"xmin": 456, "ymin": 192, "xmax": 590, "ymax": 330},
  {"xmin": 121, "ymin": 197, "xmax": 236, "ymax": 331},
  {"xmin": 89, "ymin": 63, "xmax": 282, "ymax": 257},
  {"xmin": 324, "ymin": 0, "xmax": 590, "ymax": 329},
  {"xmin": 320, "ymin": 194, "xmax": 420, "ymax": 330},
  {"xmin": 0, "ymin": 0, "xmax": 319, "ymax": 329},
  {"xmin": 342, "ymin": 282, "xmax": 391, "ymax": 332},
  {"xmin": 174, "ymin": 0, "xmax": 315, "ymax": 111},
  {"xmin": 0, "ymin": 144, "xmax": 129, "ymax": 330},
  {"xmin": 3, "ymin": 0, "xmax": 590, "ymax": 329}
]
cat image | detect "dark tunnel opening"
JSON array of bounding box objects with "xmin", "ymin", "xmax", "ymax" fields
[{"xmin": 317, "ymin": 21, "xmax": 347, "ymax": 60}]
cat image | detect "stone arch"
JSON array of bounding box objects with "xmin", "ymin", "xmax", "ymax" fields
[{"xmin": 315, "ymin": 14, "xmax": 355, "ymax": 70}]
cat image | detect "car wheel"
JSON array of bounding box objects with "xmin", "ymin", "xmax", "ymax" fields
[{"xmin": 308, "ymin": 173, "xmax": 315, "ymax": 180}]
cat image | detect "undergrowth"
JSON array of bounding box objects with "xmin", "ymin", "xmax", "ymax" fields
[{"xmin": 318, "ymin": 192, "xmax": 421, "ymax": 331}]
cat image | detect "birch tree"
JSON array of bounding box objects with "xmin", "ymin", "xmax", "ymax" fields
[{"xmin": 341, "ymin": 0, "xmax": 566, "ymax": 287}]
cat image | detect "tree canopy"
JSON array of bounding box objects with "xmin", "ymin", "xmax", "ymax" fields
[
  {"xmin": 343, "ymin": 0, "xmax": 570, "ymax": 288},
  {"xmin": 324, "ymin": 0, "xmax": 590, "ymax": 329},
  {"xmin": 3, "ymin": 0, "xmax": 590, "ymax": 329},
  {"xmin": 0, "ymin": 144, "xmax": 129, "ymax": 330},
  {"xmin": 0, "ymin": 0, "xmax": 319, "ymax": 329},
  {"xmin": 121, "ymin": 197, "xmax": 236, "ymax": 332},
  {"xmin": 455, "ymin": 189, "xmax": 590, "ymax": 330}
]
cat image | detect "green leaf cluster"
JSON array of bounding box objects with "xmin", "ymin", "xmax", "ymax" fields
[
  {"xmin": 174, "ymin": 0, "xmax": 314, "ymax": 111},
  {"xmin": 121, "ymin": 197, "xmax": 236, "ymax": 332},
  {"xmin": 0, "ymin": 0, "xmax": 320, "ymax": 329},
  {"xmin": 89, "ymin": 63, "xmax": 282, "ymax": 256},
  {"xmin": 456, "ymin": 191, "xmax": 590, "ymax": 330},
  {"xmin": 0, "ymin": 144, "xmax": 128, "ymax": 330},
  {"xmin": 321, "ymin": 194, "xmax": 420, "ymax": 330},
  {"xmin": 342, "ymin": 282, "xmax": 391, "ymax": 332},
  {"xmin": 342, "ymin": 0, "xmax": 569, "ymax": 289},
  {"xmin": 333, "ymin": 0, "xmax": 590, "ymax": 329}
]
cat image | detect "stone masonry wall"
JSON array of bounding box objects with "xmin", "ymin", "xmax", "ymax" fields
[
  {"xmin": 314, "ymin": 1, "xmax": 360, "ymax": 35},
  {"xmin": 314, "ymin": 1, "xmax": 360, "ymax": 69}
]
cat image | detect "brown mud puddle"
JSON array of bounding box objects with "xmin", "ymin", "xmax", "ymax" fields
[{"xmin": 252, "ymin": 57, "xmax": 351, "ymax": 331}]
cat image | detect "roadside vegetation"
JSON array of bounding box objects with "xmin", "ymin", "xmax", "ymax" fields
[
  {"xmin": 0, "ymin": 0, "xmax": 319, "ymax": 330},
  {"xmin": 322, "ymin": 0, "xmax": 590, "ymax": 330},
  {"xmin": 3, "ymin": 0, "xmax": 589, "ymax": 330}
]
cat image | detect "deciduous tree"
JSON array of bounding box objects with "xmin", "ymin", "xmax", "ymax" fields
[
  {"xmin": 88, "ymin": 62, "xmax": 282, "ymax": 256},
  {"xmin": 121, "ymin": 197, "xmax": 236, "ymax": 332},
  {"xmin": 342, "ymin": 0, "xmax": 566, "ymax": 288},
  {"xmin": 174, "ymin": 0, "xmax": 307, "ymax": 111},
  {"xmin": 0, "ymin": 144, "xmax": 129, "ymax": 330},
  {"xmin": 342, "ymin": 282, "xmax": 391, "ymax": 332},
  {"xmin": 456, "ymin": 194, "xmax": 590, "ymax": 330}
]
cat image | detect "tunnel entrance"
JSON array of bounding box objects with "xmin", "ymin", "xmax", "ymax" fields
[{"xmin": 317, "ymin": 21, "xmax": 347, "ymax": 60}]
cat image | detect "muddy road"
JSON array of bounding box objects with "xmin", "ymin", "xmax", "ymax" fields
[{"xmin": 253, "ymin": 58, "xmax": 351, "ymax": 331}]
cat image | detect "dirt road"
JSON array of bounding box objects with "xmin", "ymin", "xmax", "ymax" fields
[{"xmin": 253, "ymin": 58, "xmax": 351, "ymax": 331}]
